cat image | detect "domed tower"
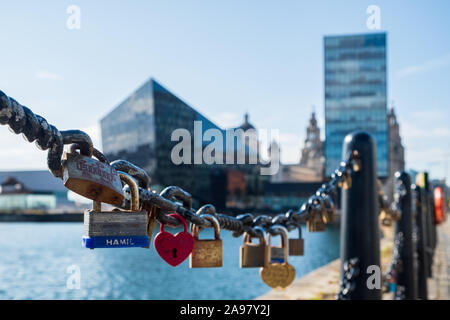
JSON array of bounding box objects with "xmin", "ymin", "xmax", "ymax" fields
[
  {"xmin": 237, "ymin": 113, "xmax": 259, "ymax": 159},
  {"xmin": 299, "ymin": 111, "xmax": 325, "ymax": 177},
  {"xmin": 239, "ymin": 113, "xmax": 255, "ymax": 132}
]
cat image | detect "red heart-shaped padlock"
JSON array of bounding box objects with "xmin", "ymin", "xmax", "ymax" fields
[{"xmin": 154, "ymin": 213, "xmax": 194, "ymax": 267}]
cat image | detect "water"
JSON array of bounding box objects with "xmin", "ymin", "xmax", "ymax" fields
[{"xmin": 0, "ymin": 223, "xmax": 340, "ymax": 299}]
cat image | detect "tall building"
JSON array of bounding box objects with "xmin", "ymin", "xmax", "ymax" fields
[
  {"xmin": 324, "ymin": 32, "xmax": 388, "ymax": 177},
  {"xmin": 101, "ymin": 78, "xmax": 227, "ymax": 207}
]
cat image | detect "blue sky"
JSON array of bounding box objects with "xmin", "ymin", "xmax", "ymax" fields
[{"xmin": 0, "ymin": 0, "xmax": 449, "ymax": 183}]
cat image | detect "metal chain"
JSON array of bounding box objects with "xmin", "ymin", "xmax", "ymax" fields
[
  {"xmin": 337, "ymin": 257, "xmax": 360, "ymax": 300},
  {"xmin": 0, "ymin": 91, "xmax": 359, "ymax": 237}
]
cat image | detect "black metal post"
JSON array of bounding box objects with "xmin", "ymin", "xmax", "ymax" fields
[
  {"xmin": 420, "ymin": 172, "xmax": 435, "ymax": 278},
  {"xmin": 412, "ymin": 183, "xmax": 428, "ymax": 299},
  {"xmin": 394, "ymin": 171, "xmax": 417, "ymax": 299},
  {"xmin": 423, "ymin": 172, "xmax": 438, "ymax": 276},
  {"xmin": 340, "ymin": 131, "xmax": 381, "ymax": 300}
]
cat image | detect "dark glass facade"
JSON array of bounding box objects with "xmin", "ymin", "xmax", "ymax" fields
[
  {"xmin": 100, "ymin": 78, "xmax": 227, "ymax": 207},
  {"xmin": 324, "ymin": 33, "xmax": 388, "ymax": 177}
]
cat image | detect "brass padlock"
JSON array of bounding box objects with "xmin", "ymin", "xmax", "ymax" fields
[
  {"xmin": 288, "ymin": 223, "xmax": 304, "ymax": 256},
  {"xmin": 240, "ymin": 226, "xmax": 267, "ymax": 268},
  {"xmin": 62, "ymin": 149, "xmax": 124, "ymax": 206},
  {"xmin": 82, "ymin": 171, "xmax": 149, "ymax": 249},
  {"xmin": 380, "ymin": 209, "xmax": 392, "ymax": 226},
  {"xmin": 259, "ymin": 226, "xmax": 296, "ymax": 289},
  {"xmin": 341, "ymin": 174, "xmax": 352, "ymax": 190},
  {"xmin": 307, "ymin": 209, "xmax": 326, "ymax": 232},
  {"xmin": 190, "ymin": 214, "xmax": 223, "ymax": 268}
]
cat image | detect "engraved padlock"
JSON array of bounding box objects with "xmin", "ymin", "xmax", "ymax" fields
[
  {"xmin": 239, "ymin": 226, "xmax": 268, "ymax": 268},
  {"xmin": 62, "ymin": 145, "xmax": 124, "ymax": 206},
  {"xmin": 259, "ymin": 226, "xmax": 296, "ymax": 289},
  {"xmin": 82, "ymin": 171, "xmax": 149, "ymax": 249},
  {"xmin": 306, "ymin": 206, "xmax": 326, "ymax": 232},
  {"xmin": 189, "ymin": 214, "xmax": 223, "ymax": 268},
  {"xmin": 288, "ymin": 223, "xmax": 304, "ymax": 256}
]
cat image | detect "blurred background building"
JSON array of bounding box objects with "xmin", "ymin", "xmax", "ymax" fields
[
  {"xmin": 101, "ymin": 78, "xmax": 229, "ymax": 208},
  {"xmin": 324, "ymin": 32, "xmax": 388, "ymax": 177},
  {"xmin": 271, "ymin": 111, "xmax": 325, "ymax": 183},
  {"xmin": 0, "ymin": 171, "xmax": 74, "ymax": 212}
]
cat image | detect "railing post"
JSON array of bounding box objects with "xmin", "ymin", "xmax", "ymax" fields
[
  {"xmin": 412, "ymin": 183, "xmax": 428, "ymax": 299},
  {"xmin": 423, "ymin": 172, "xmax": 438, "ymax": 277},
  {"xmin": 393, "ymin": 171, "xmax": 418, "ymax": 299},
  {"xmin": 339, "ymin": 131, "xmax": 381, "ymax": 300}
]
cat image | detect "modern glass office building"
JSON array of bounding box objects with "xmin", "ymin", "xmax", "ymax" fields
[
  {"xmin": 101, "ymin": 78, "xmax": 227, "ymax": 207},
  {"xmin": 324, "ymin": 32, "xmax": 388, "ymax": 177}
]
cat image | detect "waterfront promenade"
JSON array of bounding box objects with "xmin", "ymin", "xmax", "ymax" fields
[{"xmin": 257, "ymin": 219, "xmax": 449, "ymax": 300}]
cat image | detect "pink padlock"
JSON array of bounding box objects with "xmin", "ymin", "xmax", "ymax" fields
[{"xmin": 154, "ymin": 213, "xmax": 194, "ymax": 267}]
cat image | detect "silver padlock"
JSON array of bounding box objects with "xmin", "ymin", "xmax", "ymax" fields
[{"xmin": 82, "ymin": 171, "xmax": 149, "ymax": 249}]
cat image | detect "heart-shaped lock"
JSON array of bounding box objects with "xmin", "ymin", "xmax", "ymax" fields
[{"xmin": 154, "ymin": 213, "xmax": 194, "ymax": 267}]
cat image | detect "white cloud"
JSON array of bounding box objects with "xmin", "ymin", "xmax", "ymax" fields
[
  {"xmin": 396, "ymin": 53, "xmax": 450, "ymax": 78},
  {"xmin": 35, "ymin": 71, "xmax": 64, "ymax": 81}
]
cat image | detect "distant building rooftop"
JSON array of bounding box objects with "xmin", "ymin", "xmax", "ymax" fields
[{"xmin": 0, "ymin": 171, "xmax": 67, "ymax": 194}]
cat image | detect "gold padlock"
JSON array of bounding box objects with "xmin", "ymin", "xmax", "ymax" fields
[
  {"xmin": 306, "ymin": 209, "xmax": 326, "ymax": 232},
  {"xmin": 190, "ymin": 214, "xmax": 223, "ymax": 268},
  {"xmin": 341, "ymin": 174, "xmax": 352, "ymax": 190},
  {"xmin": 240, "ymin": 226, "xmax": 268, "ymax": 268},
  {"xmin": 288, "ymin": 223, "xmax": 304, "ymax": 256},
  {"xmin": 380, "ymin": 209, "xmax": 392, "ymax": 226},
  {"xmin": 62, "ymin": 149, "xmax": 124, "ymax": 206},
  {"xmin": 260, "ymin": 226, "xmax": 296, "ymax": 289}
]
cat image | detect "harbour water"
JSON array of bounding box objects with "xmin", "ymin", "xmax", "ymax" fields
[{"xmin": 0, "ymin": 222, "xmax": 339, "ymax": 299}]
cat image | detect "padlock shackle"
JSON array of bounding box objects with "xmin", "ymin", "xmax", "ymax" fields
[
  {"xmin": 243, "ymin": 226, "xmax": 266, "ymax": 245},
  {"xmin": 286, "ymin": 222, "xmax": 302, "ymax": 238},
  {"xmin": 91, "ymin": 171, "xmax": 139, "ymax": 211},
  {"xmin": 192, "ymin": 214, "xmax": 220, "ymax": 240},
  {"xmin": 266, "ymin": 225, "xmax": 289, "ymax": 265},
  {"xmin": 117, "ymin": 171, "xmax": 140, "ymax": 211},
  {"xmin": 160, "ymin": 213, "xmax": 188, "ymax": 233}
]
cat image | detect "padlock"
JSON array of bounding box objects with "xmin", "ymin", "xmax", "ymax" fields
[
  {"xmin": 288, "ymin": 223, "xmax": 304, "ymax": 256},
  {"xmin": 240, "ymin": 226, "xmax": 268, "ymax": 268},
  {"xmin": 380, "ymin": 209, "xmax": 392, "ymax": 226},
  {"xmin": 62, "ymin": 149, "xmax": 124, "ymax": 206},
  {"xmin": 259, "ymin": 226, "xmax": 296, "ymax": 289},
  {"xmin": 306, "ymin": 209, "xmax": 326, "ymax": 232},
  {"xmin": 82, "ymin": 171, "xmax": 149, "ymax": 249},
  {"xmin": 341, "ymin": 174, "xmax": 352, "ymax": 190},
  {"xmin": 154, "ymin": 213, "xmax": 194, "ymax": 267},
  {"xmin": 189, "ymin": 214, "xmax": 223, "ymax": 268}
]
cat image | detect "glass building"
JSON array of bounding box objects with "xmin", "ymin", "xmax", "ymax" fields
[
  {"xmin": 101, "ymin": 78, "xmax": 228, "ymax": 207},
  {"xmin": 324, "ymin": 32, "xmax": 388, "ymax": 177}
]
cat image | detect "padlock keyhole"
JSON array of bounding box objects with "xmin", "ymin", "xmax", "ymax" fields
[{"xmin": 172, "ymin": 248, "xmax": 177, "ymax": 258}]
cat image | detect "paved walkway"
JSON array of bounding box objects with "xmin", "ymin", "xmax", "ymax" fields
[{"xmin": 257, "ymin": 219, "xmax": 449, "ymax": 300}]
